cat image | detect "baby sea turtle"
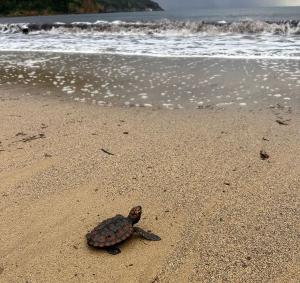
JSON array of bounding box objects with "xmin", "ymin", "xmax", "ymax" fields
[{"xmin": 86, "ymin": 206, "xmax": 161, "ymax": 255}]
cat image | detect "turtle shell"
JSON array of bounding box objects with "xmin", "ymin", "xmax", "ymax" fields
[{"xmin": 86, "ymin": 215, "xmax": 134, "ymax": 248}]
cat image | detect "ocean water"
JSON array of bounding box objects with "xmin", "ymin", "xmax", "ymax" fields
[{"xmin": 0, "ymin": 7, "xmax": 300, "ymax": 59}]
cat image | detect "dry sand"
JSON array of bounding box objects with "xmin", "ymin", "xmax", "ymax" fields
[{"xmin": 0, "ymin": 91, "xmax": 299, "ymax": 283}]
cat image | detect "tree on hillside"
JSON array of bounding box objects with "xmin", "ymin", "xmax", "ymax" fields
[{"xmin": 0, "ymin": 0, "xmax": 162, "ymax": 15}]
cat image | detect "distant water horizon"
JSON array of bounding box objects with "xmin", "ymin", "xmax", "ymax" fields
[
  {"xmin": 0, "ymin": 7, "xmax": 300, "ymax": 59},
  {"xmin": 1, "ymin": 6, "xmax": 300, "ymax": 23}
]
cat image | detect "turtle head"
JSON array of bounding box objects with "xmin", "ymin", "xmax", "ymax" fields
[{"xmin": 128, "ymin": 206, "xmax": 142, "ymax": 224}]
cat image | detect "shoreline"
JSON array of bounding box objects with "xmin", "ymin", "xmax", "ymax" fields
[
  {"xmin": 2, "ymin": 50, "xmax": 300, "ymax": 61},
  {"xmin": 0, "ymin": 90, "xmax": 299, "ymax": 282},
  {"xmin": 0, "ymin": 53, "xmax": 299, "ymax": 112}
]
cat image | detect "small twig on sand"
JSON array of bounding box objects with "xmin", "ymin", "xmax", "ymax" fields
[
  {"xmin": 21, "ymin": 134, "xmax": 46, "ymax": 143},
  {"xmin": 101, "ymin": 148, "xmax": 115, "ymax": 156},
  {"xmin": 276, "ymin": 119, "xmax": 289, "ymax": 126}
]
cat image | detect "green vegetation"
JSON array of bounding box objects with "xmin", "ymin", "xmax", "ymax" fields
[{"xmin": 0, "ymin": 0, "xmax": 163, "ymax": 16}]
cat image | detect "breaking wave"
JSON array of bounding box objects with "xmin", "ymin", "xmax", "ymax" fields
[
  {"xmin": 1, "ymin": 20, "xmax": 300, "ymax": 35},
  {"xmin": 0, "ymin": 19, "xmax": 300, "ymax": 59}
]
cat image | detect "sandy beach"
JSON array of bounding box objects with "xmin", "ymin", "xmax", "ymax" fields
[
  {"xmin": 1, "ymin": 2, "xmax": 300, "ymax": 280},
  {"xmin": 0, "ymin": 83, "xmax": 299, "ymax": 282}
]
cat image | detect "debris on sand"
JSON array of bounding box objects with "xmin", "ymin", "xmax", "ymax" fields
[
  {"xmin": 21, "ymin": 133, "xmax": 46, "ymax": 142},
  {"xmin": 100, "ymin": 148, "xmax": 115, "ymax": 156},
  {"xmin": 276, "ymin": 119, "xmax": 289, "ymax": 126},
  {"xmin": 197, "ymin": 104, "xmax": 213, "ymax": 110},
  {"xmin": 16, "ymin": 132, "xmax": 26, "ymax": 137},
  {"xmin": 260, "ymin": 150, "xmax": 269, "ymax": 160}
]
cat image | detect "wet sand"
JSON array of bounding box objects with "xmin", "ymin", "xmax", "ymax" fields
[
  {"xmin": 0, "ymin": 87, "xmax": 299, "ymax": 282},
  {"xmin": 0, "ymin": 53, "xmax": 299, "ymax": 110}
]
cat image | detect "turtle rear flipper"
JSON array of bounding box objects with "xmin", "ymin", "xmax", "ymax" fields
[
  {"xmin": 134, "ymin": 227, "xmax": 161, "ymax": 241},
  {"xmin": 106, "ymin": 245, "xmax": 121, "ymax": 255}
]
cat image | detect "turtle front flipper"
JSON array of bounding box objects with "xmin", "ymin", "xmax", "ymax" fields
[
  {"xmin": 134, "ymin": 227, "xmax": 161, "ymax": 241},
  {"xmin": 106, "ymin": 245, "xmax": 121, "ymax": 255}
]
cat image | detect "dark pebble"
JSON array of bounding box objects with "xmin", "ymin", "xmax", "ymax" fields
[{"xmin": 260, "ymin": 150, "xmax": 269, "ymax": 160}]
